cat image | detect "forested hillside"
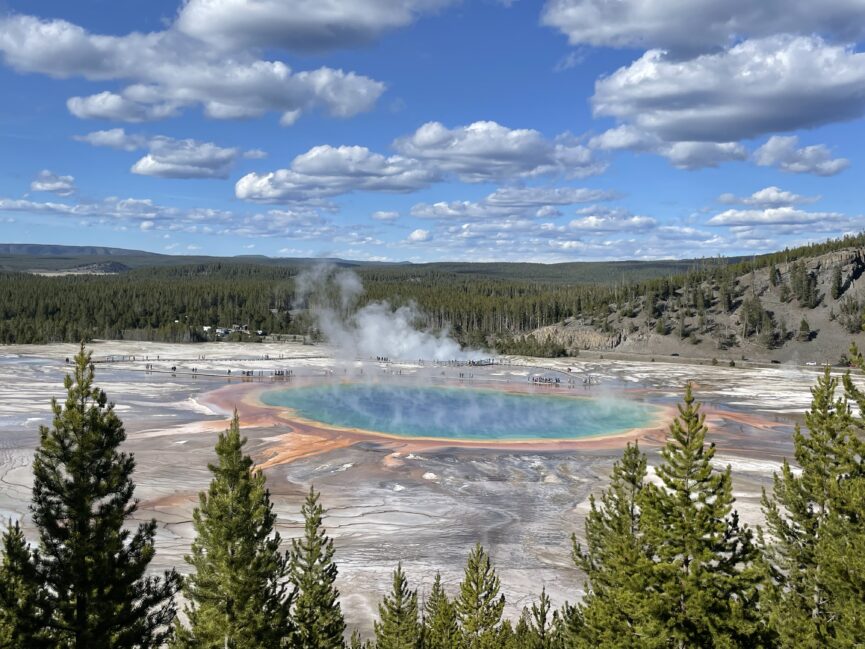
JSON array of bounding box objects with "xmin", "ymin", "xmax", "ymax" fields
[
  {"xmin": 2, "ymin": 234, "xmax": 865, "ymax": 357},
  {"xmin": 525, "ymin": 235, "xmax": 865, "ymax": 363}
]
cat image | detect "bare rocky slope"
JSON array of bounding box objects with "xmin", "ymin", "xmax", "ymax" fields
[{"xmin": 529, "ymin": 247, "xmax": 865, "ymax": 365}]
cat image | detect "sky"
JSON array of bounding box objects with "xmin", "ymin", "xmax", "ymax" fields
[{"xmin": 0, "ymin": 0, "xmax": 863, "ymax": 263}]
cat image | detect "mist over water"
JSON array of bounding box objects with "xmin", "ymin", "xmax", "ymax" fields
[
  {"xmin": 262, "ymin": 383, "xmax": 656, "ymax": 441},
  {"xmin": 294, "ymin": 265, "xmax": 480, "ymax": 361}
]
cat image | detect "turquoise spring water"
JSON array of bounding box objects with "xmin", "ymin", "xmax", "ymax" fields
[{"xmin": 261, "ymin": 383, "xmax": 657, "ymax": 441}]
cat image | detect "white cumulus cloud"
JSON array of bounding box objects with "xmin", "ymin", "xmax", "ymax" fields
[
  {"xmin": 236, "ymin": 145, "xmax": 436, "ymax": 202},
  {"xmin": 176, "ymin": 0, "xmax": 455, "ymax": 52},
  {"xmin": 589, "ymin": 125, "xmax": 746, "ymax": 169},
  {"xmin": 411, "ymin": 186, "xmax": 616, "ymax": 222},
  {"xmin": 569, "ymin": 207, "xmax": 657, "ymax": 231},
  {"xmin": 708, "ymin": 207, "xmax": 848, "ymax": 227},
  {"xmin": 237, "ymin": 122, "xmax": 608, "ymax": 203},
  {"xmin": 753, "ymin": 135, "xmax": 850, "ymax": 176},
  {"xmin": 131, "ymin": 138, "xmax": 239, "ymax": 179},
  {"xmin": 407, "ymin": 228, "xmax": 431, "ymax": 242},
  {"xmin": 372, "ymin": 210, "xmax": 400, "ymax": 221},
  {"xmin": 542, "ymin": 0, "xmax": 865, "ymax": 56},
  {"xmin": 394, "ymin": 121, "xmax": 605, "ymax": 181},
  {"xmin": 592, "ymin": 36, "xmax": 865, "ymax": 144},
  {"xmin": 0, "ymin": 14, "xmax": 385, "ymax": 124},
  {"xmin": 718, "ymin": 186, "xmax": 819, "ymax": 207},
  {"xmin": 30, "ymin": 170, "xmax": 76, "ymax": 196},
  {"xmin": 74, "ymin": 128, "xmax": 147, "ymax": 151},
  {"xmin": 75, "ymin": 129, "xmax": 263, "ymax": 179}
]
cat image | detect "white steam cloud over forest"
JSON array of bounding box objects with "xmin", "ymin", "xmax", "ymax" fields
[{"xmin": 293, "ymin": 265, "xmax": 480, "ymax": 361}]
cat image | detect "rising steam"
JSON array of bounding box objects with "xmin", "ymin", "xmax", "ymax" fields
[{"xmin": 294, "ymin": 265, "xmax": 480, "ymax": 361}]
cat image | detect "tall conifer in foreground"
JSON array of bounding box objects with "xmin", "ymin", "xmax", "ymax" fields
[
  {"xmin": 290, "ymin": 486, "xmax": 346, "ymax": 649},
  {"xmin": 422, "ymin": 573, "xmax": 458, "ymax": 649},
  {"xmin": 639, "ymin": 384, "xmax": 770, "ymax": 648},
  {"xmin": 507, "ymin": 612, "xmax": 534, "ymax": 649},
  {"xmin": 454, "ymin": 543, "xmax": 505, "ymax": 649},
  {"xmin": 374, "ymin": 563, "xmax": 421, "ymax": 649},
  {"xmin": 572, "ymin": 442, "xmax": 661, "ymax": 648},
  {"xmin": 527, "ymin": 587, "xmax": 554, "ymax": 649},
  {"xmin": 21, "ymin": 345, "xmax": 178, "ymax": 647},
  {"xmin": 0, "ymin": 521, "xmax": 49, "ymax": 648},
  {"xmin": 762, "ymin": 365, "xmax": 865, "ymax": 646},
  {"xmin": 172, "ymin": 411, "xmax": 293, "ymax": 648}
]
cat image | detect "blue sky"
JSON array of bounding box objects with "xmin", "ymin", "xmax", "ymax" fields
[{"xmin": 0, "ymin": 0, "xmax": 863, "ymax": 262}]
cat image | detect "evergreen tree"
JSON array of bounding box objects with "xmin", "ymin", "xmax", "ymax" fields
[
  {"xmin": 831, "ymin": 265, "xmax": 843, "ymax": 300},
  {"xmin": 350, "ymin": 630, "xmax": 371, "ymax": 649},
  {"xmin": 0, "ymin": 521, "xmax": 49, "ymax": 648},
  {"xmin": 677, "ymin": 313, "xmax": 688, "ymax": 340},
  {"xmin": 778, "ymin": 318, "xmax": 789, "ymax": 342},
  {"xmin": 573, "ymin": 443, "xmax": 662, "ymax": 648},
  {"xmin": 762, "ymin": 366, "xmax": 865, "ymax": 646},
  {"xmin": 290, "ymin": 486, "xmax": 345, "ymax": 649},
  {"xmin": 741, "ymin": 292, "xmax": 765, "ymax": 337},
  {"xmin": 24, "ymin": 345, "xmax": 179, "ymax": 648},
  {"xmin": 454, "ymin": 544, "xmax": 505, "ymax": 649},
  {"xmin": 374, "ymin": 563, "xmax": 421, "ymax": 649},
  {"xmin": 507, "ymin": 613, "xmax": 534, "ymax": 649},
  {"xmin": 551, "ymin": 604, "xmax": 583, "ymax": 649},
  {"xmin": 639, "ymin": 384, "xmax": 771, "ymax": 647},
  {"xmin": 797, "ymin": 318, "xmax": 811, "ymax": 342},
  {"xmin": 422, "ymin": 573, "xmax": 458, "ymax": 649},
  {"xmin": 498, "ymin": 620, "xmax": 518, "ymax": 648},
  {"xmin": 790, "ymin": 261, "xmax": 819, "ymax": 308},
  {"xmin": 718, "ymin": 280, "xmax": 734, "ymax": 313},
  {"xmin": 816, "ymin": 469, "xmax": 865, "ymax": 646},
  {"xmin": 759, "ymin": 311, "xmax": 776, "ymax": 349},
  {"xmin": 172, "ymin": 411, "xmax": 293, "ymax": 648},
  {"xmin": 527, "ymin": 587, "xmax": 554, "ymax": 649}
]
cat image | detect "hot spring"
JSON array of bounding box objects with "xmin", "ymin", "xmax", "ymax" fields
[{"xmin": 261, "ymin": 383, "xmax": 659, "ymax": 441}]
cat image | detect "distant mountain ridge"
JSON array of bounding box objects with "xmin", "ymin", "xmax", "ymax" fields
[
  {"xmin": 0, "ymin": 242, "xmax": 732, "ymax": 284},
  {"xmin": 0, "ymin": 244, "xmax": 162, "ymax": 257}
]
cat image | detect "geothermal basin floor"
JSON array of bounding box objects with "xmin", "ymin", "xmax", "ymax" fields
[{"xmin": 0, "ymin": 341, "xmax": 823, "ymax": 631}]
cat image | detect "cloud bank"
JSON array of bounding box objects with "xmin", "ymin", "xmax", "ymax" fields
[
  {"xmin": 76, "ymin": 128, "xmax": 260, "ymax": 179},
  {"xmin": 0, "ymin": 14, "xmax": 385, "ymax": 124}
]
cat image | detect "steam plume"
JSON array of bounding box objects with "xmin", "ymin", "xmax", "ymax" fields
[{"xmin": 294, "ymin": 265, "xmax": 480, "ymax": 361}]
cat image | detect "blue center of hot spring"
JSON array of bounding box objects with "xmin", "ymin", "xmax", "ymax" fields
[{"xmin": 261, "ymin": 383, "xmax": 656, "ymax": 441}]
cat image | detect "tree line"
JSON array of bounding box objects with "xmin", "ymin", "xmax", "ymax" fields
[
  {"xmin": 3, "ymin": 234, "xmax": 865, "ymax": 351},
  {"xmin": 1, "ymin": 346, "xmax": 864, "ymax": 647}
]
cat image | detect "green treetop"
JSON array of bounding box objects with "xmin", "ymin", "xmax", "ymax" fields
[
  {"xmin": 572, "ymin": 442, "xmax": 662, "ymax": 648},
  {"xmin": 350, "ymin": 629, "xmax": 372, "ymax": 649},
  {"xmin": 0, "ymin": 521, "xmax": 50, "ymax": 648},
  {"xmin": 10, "ymin": 345, "xmax": 179, "ymax": 648},
  {"xmin": 639, "ymin": 384, "xmax": 771, "ymax": 648},
  {"xmin": 374, "ymin": 563, "xmax": 421, "ymax": 649},
  {"xmin": 290, "ymin": 486, "xmax": 346, "ymax": 649},
  {"xmin": 831, "ymin": 265, "xmax": 843, "ymax": 300},
  {"xmin": 172, "ymin": 411, "xmax": 294, "ymax": 649},
  {"xmin": 527, "ymin": 587, "xmax": 555, "ymax": 649},
  {"xmin": 422, "ymin": 573, "xmax": 458, "ymax": 649},
  {"xmin": 762, "ymin": 365, "xmax": 865, "ymax": 646},
  {"xmin": 454, "ymin": 544, "xmax": 505, "ymax": 649}
]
